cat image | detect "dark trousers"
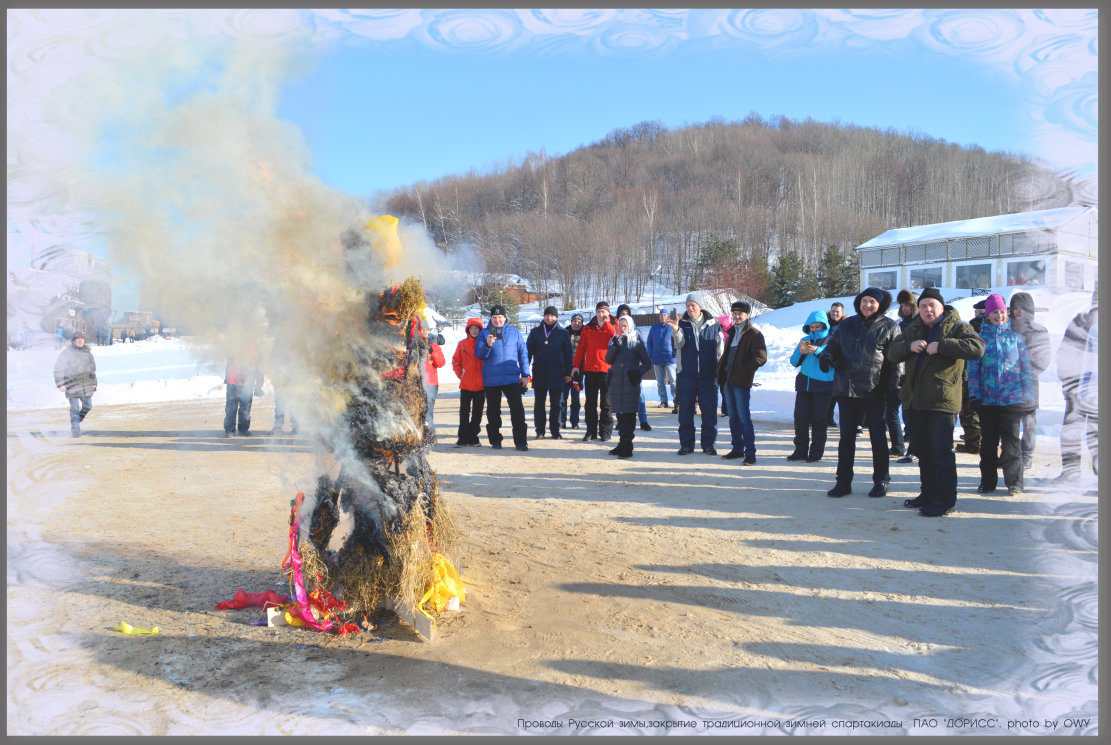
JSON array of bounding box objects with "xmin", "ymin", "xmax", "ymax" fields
[
  {"xmin": 826, "ymin": 396, "xmax": 838, "ymax": 426},
  {"xmin": 616, "ymin": 412, "xmax": 636, "ymax": 455},
  {"xmin": 958, "ymin": 375, "xmax": 981, "ymax": 446},
  {"xmin": 979, "ymin": 405, "xmax": 1024, "ymax": 490},
  {"xmin": 533, "ymin": 384, "xmax": 563, "ymax": 437},
  {"xmin": 1059, "ymin": 391, "xmax": 1098, "ymax": 474},
  {"xmin": 884, "ymin": 388, "xmax": 904, "ymax": 453},
  {"xmin": 560, "ymin": 380, "xmax": 581, "ymax": 427},
  {"xmin": 834, "ymin": 395, "xmax": 889, "ymax": 488},
  {"xmin": 677, "ymin": 376, "xmax": 718, "ymax": 452},
  {"xmin": 1019, "ymin": 410, "xmax": 1037, "ymax": 462},
  {"xmin": 485, "ymin": 384, "xmax": 528, "ymax": 447},
  {"xmin": 583, "ymin": 371, "xmax": 612, "ymax": 438},
  {"xmin": 457, "ymin": 389, "xmax": 485, "ymax": 444},
  {"xmin": 224, "ymin": 384, "xmax": 253, "ymax": 434},
  {"xmin": 68, "ymin": 396, "xmax": 92, "ymax": 433},
  {"xmin": 906, "ymin": 409, "xmax": 959, "ymax": 509},
  {"xmin": 792, "ymin": 390, "xmax": 831, "ymax": 459}
]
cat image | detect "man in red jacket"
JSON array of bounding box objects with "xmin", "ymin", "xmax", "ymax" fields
[
  {"xmin": 571, "ymin": 301, "xmax": 617, "ymax": 441},
  {"xmin": 451, "ymin": 317, "xmax": 485, "ymax": 447}
]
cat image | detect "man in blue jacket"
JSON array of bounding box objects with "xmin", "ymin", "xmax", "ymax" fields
[
  {"xmin": 527, "ymin": 305, "xmax": 573, "ymax": 440},
  {"xmin": 475, "ymin": 305, "xmax": 532, "ymax": 451},
  {"xmin": 668, "ymin": 291, "xmax": 725, "ymax": 455},
  {"xmin": 646, "ymin": 308, "xmax": 677, "ymax": 411}
]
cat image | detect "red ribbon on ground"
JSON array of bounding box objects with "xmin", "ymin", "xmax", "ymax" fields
[{"xmin": 214, "ymin": 588, "xmax": 290, "ymax": 610}]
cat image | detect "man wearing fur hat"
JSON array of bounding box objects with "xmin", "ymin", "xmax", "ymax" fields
[
  {"xmin": 667, "ymin": 291, "xmax": 725, "ymax": 455},
  {"xmin": 887, "ymin": 288, "xmax": 985, "ymax": 517},
  {"xmin": 53, "ymin": 329, "xmax": 97, "ymax": 438},
  {"xmin": 527, "ymin": 306, "xmax": 573, "ymax": 440},
  {"xmin": 1009, "ymin": 291, "xmax": 1051, "ymax": 469}
]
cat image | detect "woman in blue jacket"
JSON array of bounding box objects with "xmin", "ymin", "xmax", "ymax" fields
[{"xmin": 788, "ymin": 310, "xmax": 835, "ymax": 462}]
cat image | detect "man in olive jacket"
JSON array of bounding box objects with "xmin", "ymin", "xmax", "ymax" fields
[
  {"xmin": 53, "ymin": 329, "xmax": 98, "ymax": 437},
  {"xmin": 887, "ymin": 288, "xmax": 985, "ymax": 517}
]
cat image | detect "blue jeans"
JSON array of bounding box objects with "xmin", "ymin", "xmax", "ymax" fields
[
  {"xmin": 560, "ymin": 380, "xmax": 581, "ymax": 427},
  {"xmin": 638, "ymin": 392, "xmax": 648, "ymax": 425},
  {"xmin": 68, "ymin": 396, "xmax": 92, "ymax": 433},
  {"xmin": 722, "ymin": 385, "xmax": 755, "ymax": 456},
  {"xmin": 677, "ymin": 377, "xmax": 718, "ymax": 452},
  {"xmin": 653, "ymin": 363, "xmax": 676, "ymax": 405}
]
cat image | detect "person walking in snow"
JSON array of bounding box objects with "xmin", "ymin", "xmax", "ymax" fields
[{"xmin": 53, "ymin": 330, "xmax": 97, "ymax": 438}]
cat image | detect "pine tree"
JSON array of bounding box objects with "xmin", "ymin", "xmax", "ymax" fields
[
  {"xmin": 769, "ymin": 250, "xmax": 807, "ymax": 308},
  {"xmin": 816, "ymin": 245, "xmax": 860, "ymax": 298}
]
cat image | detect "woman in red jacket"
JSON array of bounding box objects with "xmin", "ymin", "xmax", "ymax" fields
[{"xmin": 451, "ymin": 317, "xmax": 485, "ymax": 447}]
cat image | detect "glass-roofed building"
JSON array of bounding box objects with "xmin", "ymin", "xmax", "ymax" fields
[{"xmin": 854, "ymin": 205, "xmax": 1098, "ymax": 295}]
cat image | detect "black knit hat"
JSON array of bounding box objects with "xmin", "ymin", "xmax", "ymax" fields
[
  {"xmin": 489, "ymin": 304, "xmax": 507, "ymax": 317},
  {"xmin": 543, "ymin": 305, "xmax": 559, "ymax": 316},
  {"xmin": 571, "ymin": 313, "xmax": 584, "ymax": 322},
  {"xmin": 595, "ymin": 301, "xmax": 610, "ymax": 311},
  {"xmin": 917, "ymin": 287, "xmax": 945, "ymax": 305},
  {"xmin": 860, "ymin": 287, "xmax": 886, "ymax": 303},
  {"xmin": 731, "ymin": 300, "xmax": 751, "ymax": 314}
]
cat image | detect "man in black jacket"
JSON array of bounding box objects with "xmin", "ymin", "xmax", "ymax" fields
[{"xmin": 527, "ymin": 306, "xmax": 573, "ymax": 439}]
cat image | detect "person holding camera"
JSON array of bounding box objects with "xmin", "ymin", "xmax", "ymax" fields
[
  {"xmin": 474, "ymin": 305, "xmax": 531, "ymax": 451},
  {"xmin": 604, "ymin": 315, "xmax": 653, "ymax": 458},
  {"xmin": 787, "ymin": 310, "xmax": 834, "ymax": 462},
  {"xmin": 527, "ymin": 305, "xmax": 573, "ymax": 440},
  {"xmin": 560, "ymin": 314, "xmax": 585, "ymax": 430}
]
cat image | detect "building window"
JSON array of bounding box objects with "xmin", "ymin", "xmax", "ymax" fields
[
  {"xmin": 1065, "ymin": 261, "xmax": 1086, "ymax": 291},
  {"xmin": 954, "ymin": 263, "xmax": 993, "ymax": 290},
  {"xmin": 1006, "ymin": 258, "xmax": 1046, "ymax": 286},
  {"xmin": 867, "ymin": 270, "xmax": 897, "ymax": 290},
  {"xmin": 908, "ymin": 266, "xmax": 944, "ymax": 289}
]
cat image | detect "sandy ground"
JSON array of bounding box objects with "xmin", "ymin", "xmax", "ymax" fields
[{"xmin": 6, "ymin": 389, "xmax": 1098, "ymax": 735}]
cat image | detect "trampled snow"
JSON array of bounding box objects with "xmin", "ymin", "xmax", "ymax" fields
[{"xmin": 10, "ymin": 288, "xmax": 1093, "ymax": 437}]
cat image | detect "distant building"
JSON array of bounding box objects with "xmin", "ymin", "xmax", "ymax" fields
[{"xmin": 854, "ymin": 205, "xmax": 1098, "ymax": 294}]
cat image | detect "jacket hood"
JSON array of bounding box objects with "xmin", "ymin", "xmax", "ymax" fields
[
  {"xmin": 465, "ymin": 317, "xmax": 483, "ymax": 331},
  {"xmin": 717, "ymin": 314, "xmax": 733, "ymax": 331},
  {"xmin": 853, "ymin": 288, "xmax": 893, "ymax": 317},
  {"xmin": 802, "ymin": 309, "xmax": 830, "ymax": 335},
  {"xmin": 1009, "ymin": 291, "xmax": 1046, "ymax": 317}
]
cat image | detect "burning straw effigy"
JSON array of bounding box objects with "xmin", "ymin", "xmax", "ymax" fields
[{"xmin": 277, "ymin": 273, "xmax": 462, "ymax": 637}]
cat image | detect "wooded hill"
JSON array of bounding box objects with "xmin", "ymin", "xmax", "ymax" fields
[{"xmin": 381, "ymin": 114, "xmax": 1077, "ymax": 310}]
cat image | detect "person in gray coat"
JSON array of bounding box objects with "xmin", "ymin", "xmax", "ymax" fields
[
  {"xmin": 604, "ymin": 316, "xmax": 652, "ymax": 458},
  {"xmin": 53, "ymin": 330, "xmax": 97, "ymax": 437},
  {"xmin": 1008, "ymin": 292, "xmax": 1051, "ymax": 469}
]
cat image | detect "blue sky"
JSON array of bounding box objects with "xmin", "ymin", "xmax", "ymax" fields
[
  {"xmin": 6, "ymin": 9, "xmax": 1099, "ymax": 313},
  {"xmin": 278, "ymin": 39, "xmax": 1030, "ymax": 199}
]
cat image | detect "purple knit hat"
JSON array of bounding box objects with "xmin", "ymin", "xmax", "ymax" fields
[{"xmin": 984, "ymin": 294, "xmax": 1007, "ymax": 314}]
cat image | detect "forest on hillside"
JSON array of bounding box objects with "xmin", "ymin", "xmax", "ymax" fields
[{"xmin": 381, "ymin": 114, "xmax": 1078, "ymax": 310}]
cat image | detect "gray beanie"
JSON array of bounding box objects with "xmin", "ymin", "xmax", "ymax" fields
[{"xmin": 684, "ymin": 291, "xmax": 707, "ymax": 307}]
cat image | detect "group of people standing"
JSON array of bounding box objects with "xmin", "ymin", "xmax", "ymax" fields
[{"xmin": 450, "ymin": 292, "xmax": 769, "ymax": 461}]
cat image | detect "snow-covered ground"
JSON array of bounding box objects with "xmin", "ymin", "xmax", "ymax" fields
[{"xmin": 10, "ymin": 287, "xmax": 1093, "ymax": 436}]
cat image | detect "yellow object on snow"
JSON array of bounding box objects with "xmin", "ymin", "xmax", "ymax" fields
[
  {"xmin": 113, "ymin": 622, "xmax": 159, "ymax": 635},
  {"xmin": 418, "ymin": 553, "xmax": 466, "ymax": 622}
]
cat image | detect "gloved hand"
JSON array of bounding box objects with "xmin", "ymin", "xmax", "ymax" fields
[
  {"xmin": 818, "ymin": 356, "xmax": 831, "ymax": 373},
  {"xmin": 627, "ymin": 370, "xmax": 642, "ymax": 385}
]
